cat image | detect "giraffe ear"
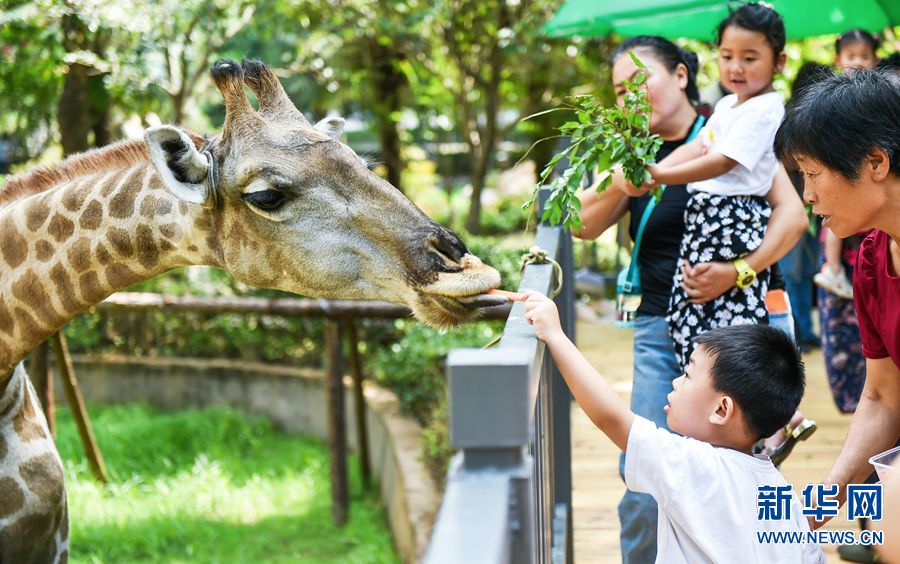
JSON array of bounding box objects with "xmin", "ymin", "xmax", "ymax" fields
[
  {"xmin": 314, "ymin": 117, "xmax": 345, "ymax": 140},
  {"xmin": 144, "ymin": 126, "xmax": 211, "ymax": 206}
]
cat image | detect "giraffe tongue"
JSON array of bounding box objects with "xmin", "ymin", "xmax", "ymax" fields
[{"xmin": 455, "ymin": 293, "xmax": 509, "ymax": 308}]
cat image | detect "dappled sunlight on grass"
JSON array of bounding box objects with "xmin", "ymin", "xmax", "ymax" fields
[{"xmin": 56, "ymin": 404, "xmax": 398, "ymax": 564}]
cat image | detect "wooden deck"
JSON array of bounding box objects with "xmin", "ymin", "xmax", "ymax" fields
[{"xmin": 572, "ymin": 319, "xmax": 860, "ymax": 563}]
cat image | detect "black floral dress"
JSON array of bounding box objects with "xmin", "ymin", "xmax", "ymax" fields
[{"xmin": 667, "ymin": 191, "xmax": 771, "ymax": 369}]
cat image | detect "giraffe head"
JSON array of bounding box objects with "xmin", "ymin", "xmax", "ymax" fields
[{"xmin": 143, "ymin": 59, "xmax": 502, "ymax": 328}]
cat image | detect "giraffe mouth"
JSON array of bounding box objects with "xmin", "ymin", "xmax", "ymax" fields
[
  {"xmin": 408, "ymin": 252, "xmax": 504, "ymax": 326},
  {"xmin": 423, "ymin": 293, "xmax": 506, "ymax": 315},
  {"xmin": 411, "ymin": 291, "xmax": 507, "ymax": 328},
  {"xmin": 454, "ymin": 293, "xmax": 508, "ymax": 308}
]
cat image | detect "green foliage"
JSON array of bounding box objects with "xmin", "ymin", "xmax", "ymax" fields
[
  {"xmin": 59, "ymin": 404, "xmax": 397, "ymax": 563},
  {"xmin": 420, "ymin": 398, "xmax": 452, "ymax": 488},
  {"xmin": 0, "ymin": 1, "xmax": 64, "ymax": 160},
  {"xmin": 371, "ymin": 320, "xmax": 502, "ymax": 424},
  {"xmin": 478, "ymin": 194, "xmax": 533, "ymax": 235},
  {"xmin": 528, "ymin": 54, "xmax": 662, "ymax": 232}
]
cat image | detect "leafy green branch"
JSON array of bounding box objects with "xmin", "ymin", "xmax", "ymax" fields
[{"xmin": 524, "ymin": 52, "xmax": 663, "ymax": 231}]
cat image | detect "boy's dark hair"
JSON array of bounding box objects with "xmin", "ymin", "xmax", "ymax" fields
[
  {"xmin": 775, "ymin": 69, "xmax": 900, "ymax": 180},
  {"xmin": 875, "ymin": 52, "xmax": 900, "ymax": 73},
  {"xmin": 694, "ymin": 325, "xmax": 804, "ymax": 440},
  {"xmin": 717, "ymin": 2, "xmax": 786, "ymax": 55},
  {"xmin": 611, "ymin": 36, "xmax": 701, "ymax": 105},
  {"xmin": 791, "ymin": 62, "xmax": 832, "ymax": 101},
  {"xmin": 835, "ymin": 28, "xmax": 880, "ymax": 55}
]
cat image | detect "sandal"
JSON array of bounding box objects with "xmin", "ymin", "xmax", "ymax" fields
[{"xmin": 766, "ymin": 418, "xmax": 817, "ymax": 468}]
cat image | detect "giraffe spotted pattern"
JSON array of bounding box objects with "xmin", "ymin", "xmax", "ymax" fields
[{"xmin": 0, "ymin": 365, "xmax": 68, "ymax": 564}]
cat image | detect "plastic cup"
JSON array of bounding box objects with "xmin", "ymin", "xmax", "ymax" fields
[{"xmin": 869, "ymin": 445, "xmax": 900, "ymax": 482}]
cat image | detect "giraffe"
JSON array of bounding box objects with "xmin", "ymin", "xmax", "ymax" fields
[{"xmin": 0, "ymin": 58, "xmax": 503, "ymax": 563}]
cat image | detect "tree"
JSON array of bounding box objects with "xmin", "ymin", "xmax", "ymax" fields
[
  {"xmin": 416, "ymin": 0, "xmax": 605, "ymax": 233},
  {"xmin": 57, "ymin": 6, "xmax": 113, "ymax": 155},
  {"xmin": 0, "ymin": 1, "xmax": 66, "ymax": 163},
  {"xmin": 242, "ymin": 0, "xmax": 429, "ymax": 193},
  {"xmin": 3, "ymin": 0, "xmax": 257, "ymax": 155},
  {"xmin": 132, "ymin": 0, "xmax": 256, "ymax": 125}
]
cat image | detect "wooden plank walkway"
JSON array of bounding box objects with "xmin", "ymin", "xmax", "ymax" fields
[{"xmin": 572, "ymin": 319, "xmax": 859, "ymax": 563}]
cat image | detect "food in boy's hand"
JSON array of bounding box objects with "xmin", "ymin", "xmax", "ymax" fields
[{"xmin": 487, "ymin": 288, "xmax": 528, "ymax": 302}]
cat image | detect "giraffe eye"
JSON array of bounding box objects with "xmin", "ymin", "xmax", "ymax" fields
[{"xmin": 243, "ymin": 190, "xmax": 286, "ymax": 211}]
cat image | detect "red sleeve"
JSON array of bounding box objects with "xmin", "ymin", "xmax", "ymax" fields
[{"xmin": 853, "ymin": 232, "xmax": 889, "ymax": 359}]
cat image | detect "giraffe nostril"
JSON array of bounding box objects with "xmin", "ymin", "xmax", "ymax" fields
[{"xmin": 429, "ymin": 234, "xmax": 463, "ymax": 264}]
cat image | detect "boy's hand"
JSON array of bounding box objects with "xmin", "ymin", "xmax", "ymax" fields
[{"xmin": 523, "ymin": 291, "xmax": 565, "ymax": 345}]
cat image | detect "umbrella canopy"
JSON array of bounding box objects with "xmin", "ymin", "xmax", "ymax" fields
[{"xmin": 545, "ymin": 0, "xmax": 899, "ymax": 41}]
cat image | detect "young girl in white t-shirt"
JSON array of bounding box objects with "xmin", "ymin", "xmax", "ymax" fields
[{"xmin": 647, "ymin": 3, "xmax": 788, "ymax": 368}]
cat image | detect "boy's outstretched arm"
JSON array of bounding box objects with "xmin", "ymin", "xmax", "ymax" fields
[{"xmin": 523, "ymin": 291, "xmax": 634, "ymax": 451}]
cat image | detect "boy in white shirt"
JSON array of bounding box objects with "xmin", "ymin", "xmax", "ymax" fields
[{"xmin": 522, "ymin": 291, "xmax": 825, "ymax": 564}]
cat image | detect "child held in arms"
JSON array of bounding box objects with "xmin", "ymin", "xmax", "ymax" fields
[
  {"xmin": 641, "ymin": 3, "xmax": 788, "ymax": 368},
  {"xmin": 522, "ymin": 291, "xmax": 825, "ymax": 563}
]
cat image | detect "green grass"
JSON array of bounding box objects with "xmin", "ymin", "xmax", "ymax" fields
[{"xmin": 56, "ymin": 404, "xmax": 398, "ymax": 564}]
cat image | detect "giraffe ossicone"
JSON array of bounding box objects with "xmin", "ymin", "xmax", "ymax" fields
[{"xmin": 0, "ymin": 58, "xmax": 502, "ymax": 562}]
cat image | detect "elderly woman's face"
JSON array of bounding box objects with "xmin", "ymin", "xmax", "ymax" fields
[
  {"xmin": 796, "ymin": 155, "xmax": 882, "ymax": 237},
  {"xmin": 612, "ymin": 51, "xmax": 687, "ymax": 133}
]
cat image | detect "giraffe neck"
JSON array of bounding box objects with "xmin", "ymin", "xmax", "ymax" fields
[{"xmin": 0, "ymin": 163, "xmax": 223, "ymax": 380}]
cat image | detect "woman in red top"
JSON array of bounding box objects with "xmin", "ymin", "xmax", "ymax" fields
[{"xmin": 775, "ymin": 68, "xmax": 900, "ymax": 530}]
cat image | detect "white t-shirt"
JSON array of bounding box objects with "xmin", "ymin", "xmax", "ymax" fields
[
  {"xmin": 689, "ymin": 92, "xmax": 785, "ymax": 197},
  {"xmin": 624, "ymin": 416, "xmax": 826, "ymax": 564}
]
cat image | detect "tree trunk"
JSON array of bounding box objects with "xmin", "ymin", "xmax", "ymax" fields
[
  {"xmin": 368, "ymin": 40, "xmax": 406, "ymax": 191},
  {"xmin": 375, "ymin": 112, "xmax": 403, "ymax": 191},
  {"xmin": 57, "ymin": 62, "xmax": 92, "ymax": 156},
  {"xmin": 465, "ymin": 38, "xmax": 503, "ymax": 234},
  {"xmin": 89, "ymin": 73, "xmax": 112, "ymax": 148},
  {"xmin": 466, "ymin": 145, "xmax": 488, "ymax": 235},
  {"xmin": 58, "ymin": 13, "xmax": 111, "ymax": 156},
  {"xmin": 172, "ymin": 91, "xmax": 186, "ymax": 126}
]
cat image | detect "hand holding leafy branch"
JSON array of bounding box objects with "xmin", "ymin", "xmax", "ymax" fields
[{"xmin": 525, "ymin": 53, "xmax": 663, "ymax": 231}]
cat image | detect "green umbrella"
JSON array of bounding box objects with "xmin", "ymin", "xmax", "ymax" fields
[{"xmin": 545, "ymin": 0, "xmax": 900, "ymax": 40}]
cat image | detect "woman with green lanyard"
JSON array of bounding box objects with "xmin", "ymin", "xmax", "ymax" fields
[{"xmin": 574, "ymin": 36, "xmax": 809, "ymax": 564}]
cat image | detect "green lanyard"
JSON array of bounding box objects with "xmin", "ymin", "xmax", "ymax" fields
[{"xmin": 622, "ymin": 115, "xmax": 707, "ymax": 293}]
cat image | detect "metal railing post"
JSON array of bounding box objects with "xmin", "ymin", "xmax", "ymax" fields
[
  {"xmin": 426, "ymin": 215, "xmax": 574, "ymax": 563},
  {"xmin": 539, "ymin": 188, "xmax": 575, "ymax": 564}
]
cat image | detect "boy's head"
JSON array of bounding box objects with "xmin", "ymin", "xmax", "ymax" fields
[
  {"xmin": 774, "ymin": 69, "xmax": 899, "ymax": 237},
  {"xmin": 665, "ymin": 325, "xmax": 804, "ymax": 446},
  {"xmin": 875, "ymin": 52, "xmax": 900, "ymax": 74}
]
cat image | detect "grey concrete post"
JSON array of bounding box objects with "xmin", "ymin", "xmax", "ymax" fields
[{"xmin": 425, "ymin": 214, "xmax": 574, "ymax": 563}]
